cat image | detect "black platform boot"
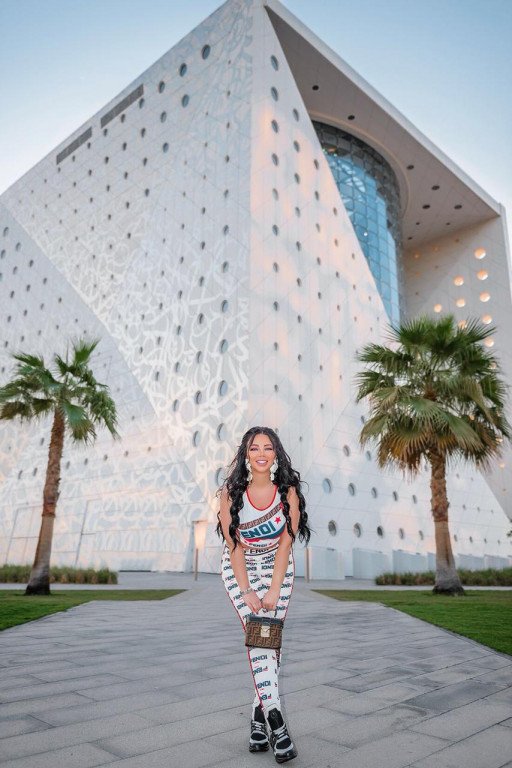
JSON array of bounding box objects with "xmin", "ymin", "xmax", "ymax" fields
[
  {"xmin": 249, "ymin": 703, "xmax": 269, "ymax": 752},
  {"xmin": 266, "ymin": 707, "xmax": 298, "ymax": 763}
]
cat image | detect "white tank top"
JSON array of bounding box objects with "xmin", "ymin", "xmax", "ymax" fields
[{"xmin": 236, "ymin": 484, "xmax": 286, "ymax": 552}]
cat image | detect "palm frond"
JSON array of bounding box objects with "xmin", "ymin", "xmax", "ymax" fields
[
  {"xmin": 60, "ymin": 401, "xmax": 97, "ymax": 444},
  {"xmin": 0, "ymin": 401, "xmax": 32, "ymax": 420},
  {"xmin": 71, "ymin": 337, "xmax": 101, "ymax": 366},
  {"xmin": 353, "ymin": 312, "xmax": 511, "ymax": 474}
]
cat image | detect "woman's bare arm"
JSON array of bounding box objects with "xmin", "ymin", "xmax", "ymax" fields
[
  {"xmin": 219, "ymin": 487, "xmax": 261, "ymax": 612},
  {"xmin": 261, "ymin": 487, "xmax": 300, "ymax": 610}
]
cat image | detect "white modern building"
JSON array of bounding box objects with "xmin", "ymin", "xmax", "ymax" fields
[{"xmin": 1, "ymin": 0, "xmax": 511, "ymax": 579}]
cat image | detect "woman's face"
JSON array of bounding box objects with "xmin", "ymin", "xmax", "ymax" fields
[{"xmin": 247, "ymin": 433, "xmax": 276, "ymax": 478}]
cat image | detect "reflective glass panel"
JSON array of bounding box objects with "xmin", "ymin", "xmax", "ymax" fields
[{"xmin": 313, "ymin": 121, "xmax": 405, "ymax": 325}]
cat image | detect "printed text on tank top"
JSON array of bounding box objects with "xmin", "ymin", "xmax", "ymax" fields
[{"xmin": 236, "ymin": 484, "xmax": 286, "ymax": 550}]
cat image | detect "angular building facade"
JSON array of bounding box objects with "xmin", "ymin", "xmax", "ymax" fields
[{"xmin": 1, "ymin": 0, "xmax": 511, "ymax": 578}]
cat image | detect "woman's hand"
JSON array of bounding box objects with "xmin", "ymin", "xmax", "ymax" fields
[
  {"xmin": 261, "ymin": 587, "xmax": 280, "ymax": 612},
  {"xmin": 243, "ymin": 589, "xmax": 262, "ymax": 613}
]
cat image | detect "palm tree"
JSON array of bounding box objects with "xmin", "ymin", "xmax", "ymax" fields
[
  {"xmin": 354, "ymin": 315, "xmax": 510, "ymax": 595},
  {"xmin": 0, "ymin": 337, "xmax": 120, "ymax": 595}
]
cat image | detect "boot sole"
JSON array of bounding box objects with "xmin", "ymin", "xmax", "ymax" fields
[
  {"xmin": 249, "ymin": 743, "xmax": 269, "ymax": 752},
  {"xmin": 274, "ymin": 748, "xmax": 298, "ymax": 763}
]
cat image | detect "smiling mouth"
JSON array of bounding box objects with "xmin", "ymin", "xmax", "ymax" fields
[{"xmin": 255, "ymin": 460, "xmax": 268, "ymax": 465}]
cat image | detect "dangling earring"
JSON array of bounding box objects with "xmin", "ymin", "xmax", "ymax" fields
[
  {"xmin": 269, "ymin": 458, "xmax": 278, "ymax": 483},
  {"xmin": 245, "ymin": 458, "xmax": 253, "ymax": 484}
]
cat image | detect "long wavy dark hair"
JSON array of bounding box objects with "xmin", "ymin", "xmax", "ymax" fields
[{"xmin": 215, "ymin": 426, "xmax": 312, "ymax": 550}]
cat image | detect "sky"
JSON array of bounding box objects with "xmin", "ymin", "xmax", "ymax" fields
[{"xmin": 1, "ymin": 0, "xmax": 511, "ymax": 245}]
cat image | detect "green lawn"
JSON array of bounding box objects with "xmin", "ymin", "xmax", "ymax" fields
[
  {"xmin": 314, "ymin": 589, "xmax": 512, "ymax": 656},
  {"xmin": 0, "ymin": 589, "xmax": 185, "ymax": 631}
]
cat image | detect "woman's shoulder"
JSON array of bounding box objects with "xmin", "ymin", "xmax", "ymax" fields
[{"xmin": 220, "ymin": 486, "xmax": 246, "ymax": 504}]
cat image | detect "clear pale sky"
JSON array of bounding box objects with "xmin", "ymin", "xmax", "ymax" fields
[{"xmin": 1, "ymin": 0, "xmax": 511, "ymax": 246}]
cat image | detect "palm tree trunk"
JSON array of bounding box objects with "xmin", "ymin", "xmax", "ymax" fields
[
  {"xmin": 429, "ymin": 450, "xmax": 464, "ymax": 596},
  {"xmin": 25, "ymin": 408, "xmax": 65, "ymax": 596}
]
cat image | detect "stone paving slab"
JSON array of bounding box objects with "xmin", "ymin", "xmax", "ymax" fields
[{"xmin": 0, "ymin": 572, "xmax": 511, "ymax": 768}]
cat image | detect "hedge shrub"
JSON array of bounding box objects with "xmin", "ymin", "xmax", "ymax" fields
[{"xmin": 0, "ymin": 564, "xmax": 118, "ymax": 584}]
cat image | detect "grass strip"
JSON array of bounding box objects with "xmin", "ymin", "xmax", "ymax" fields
[
  {"xmin": 0, "ymin": 589, "xmax": 185, "ymax": 631},
  {"xmin": 314, "ymin": 589, "xmax": 512, "ymax": 656}
]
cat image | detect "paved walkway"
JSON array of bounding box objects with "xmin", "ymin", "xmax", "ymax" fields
[{"xmin": 0, "ymin": 573, "xmax": 511, "ymax": 768}]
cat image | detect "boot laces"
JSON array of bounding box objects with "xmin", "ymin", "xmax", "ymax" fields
[{"xmin": 273, "ymin": 722, "xmax": 289, "ymax": 741}]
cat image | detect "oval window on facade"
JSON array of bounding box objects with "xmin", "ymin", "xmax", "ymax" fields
[{"xmin": 322, "ymin": 478, "xmax": 332, "ymax": 493}]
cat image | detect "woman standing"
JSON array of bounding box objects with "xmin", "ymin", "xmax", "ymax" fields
[{"xmin": 216, "ymin": 426, "xmax": 311, "ymax": 763}]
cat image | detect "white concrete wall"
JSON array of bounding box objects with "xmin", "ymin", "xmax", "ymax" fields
[{"xmin": 1, "ymin": 0, "xmax": 510, "ymax": 575}]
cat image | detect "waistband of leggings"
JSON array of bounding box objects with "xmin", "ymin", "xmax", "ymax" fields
[{"xmin": 222, "ymin": 542, "xmax": 279, "ymax": 558}]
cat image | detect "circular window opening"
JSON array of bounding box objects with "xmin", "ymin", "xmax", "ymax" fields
[
  {"xmin": 292, "ymin": 108, "xmax": 299, "ymax": 121},
  {"xmin": 371, "ymin": 487, "xmax": 378, "ymax": 498},
  {"xmin": 392, "ymin": 491, "xmax": 399, "ymax": 501},
  {"xmin": 202, "ymin": 44, "xmax": 211, "ymax": 59},
  {"xmin": 328, "ymin": 520, "xmax": 337, "ymax": 536},
  {"xmin": 218, "ymin": 380, "xmax": 228, "ymax": 397},
  {"xmin": 172, "ymin": 399, "xmax": 179, "ymax": 411},
  {"xmin": 271, "ymin": 119, "xmax": 279, "ymax": 133},
  {"xmin": 377, "ymin": 525, "xmax": 384, "ymax": 537},
  {"xmin": 365, "ymin": 451, "xmax": 372, "ymax": 461},
  {"xmin": 343, "ymin": 445, "xmax": 350, "ymax": 456},
  {"xmin": 193, "ymin": 431, "xmax": 201, "ymax": 446},
  {"xmin": 215, "ymin": 467, "xmax": 224, "ymax": 486},
  {"xmin": 348, "ymin": 483, "xmax": 356, "ymax": 496},
  {"xmin": 194, "ymin": 391, "xmax": 202, "ymax": 404},
  {"xmin": 162, "ymin": 143, "xmax": 169, "ymax": 153},
  {"xmin": 221, "ymin": 300, "xmax": 229, "ymax": 312},
  {"xmin": 270, "ymin": 86, "xmax": 279, "ymax": 101},
  {"xmin": 353, "ymin": 523, "xmax": 362, "ymax": 537},
  {"xmin": 412, "ymin": 494, "xmax": 418, "ymax": 504},
  {"xmin": 220, "ymin": 339, "xmax": 228, "ymax": 353},
  {"xmin": 419, "ymin": 530, "xmax": 424, "ymax": 540},
  {"xmin": 222, "ymin": 261, "xmax": 229, "ymax": 272},
  {"xmin": 158, "ymin": 81, "xmax": 165, "ymax": 93},
  {"xmin": 270, "ymin": 55, "xmax": 279, "ymax": 70},
  {"xmin": 322, "ymin": 478, "xmax": 332, "ymax": 493},
  {"xmin": 272, "ymin": 153, "xmax": 279, "ymax": 166},
  {"xmin": 181, "ymin": 94, "xmax": 190, "ymax": 107},
  {"xmin": 217, "ymin": 423, "xmax": 226, "ymax": 441},
  {"xmin": 398, "ymin": 527, "xmax": 405, "ymax": 539},
  {"xmin": 179, "ymin": 63, "xmax": 187, "ymax": 76}
]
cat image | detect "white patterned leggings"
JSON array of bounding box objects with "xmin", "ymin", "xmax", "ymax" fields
[{"xmin": 220, "ymin": 543, "xmax": 295, "ymax": 716}]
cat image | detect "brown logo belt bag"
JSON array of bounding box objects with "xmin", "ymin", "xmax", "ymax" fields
[{"xmin": 245, "ymin": 610, "xmax": 284, "ymax": 649}]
